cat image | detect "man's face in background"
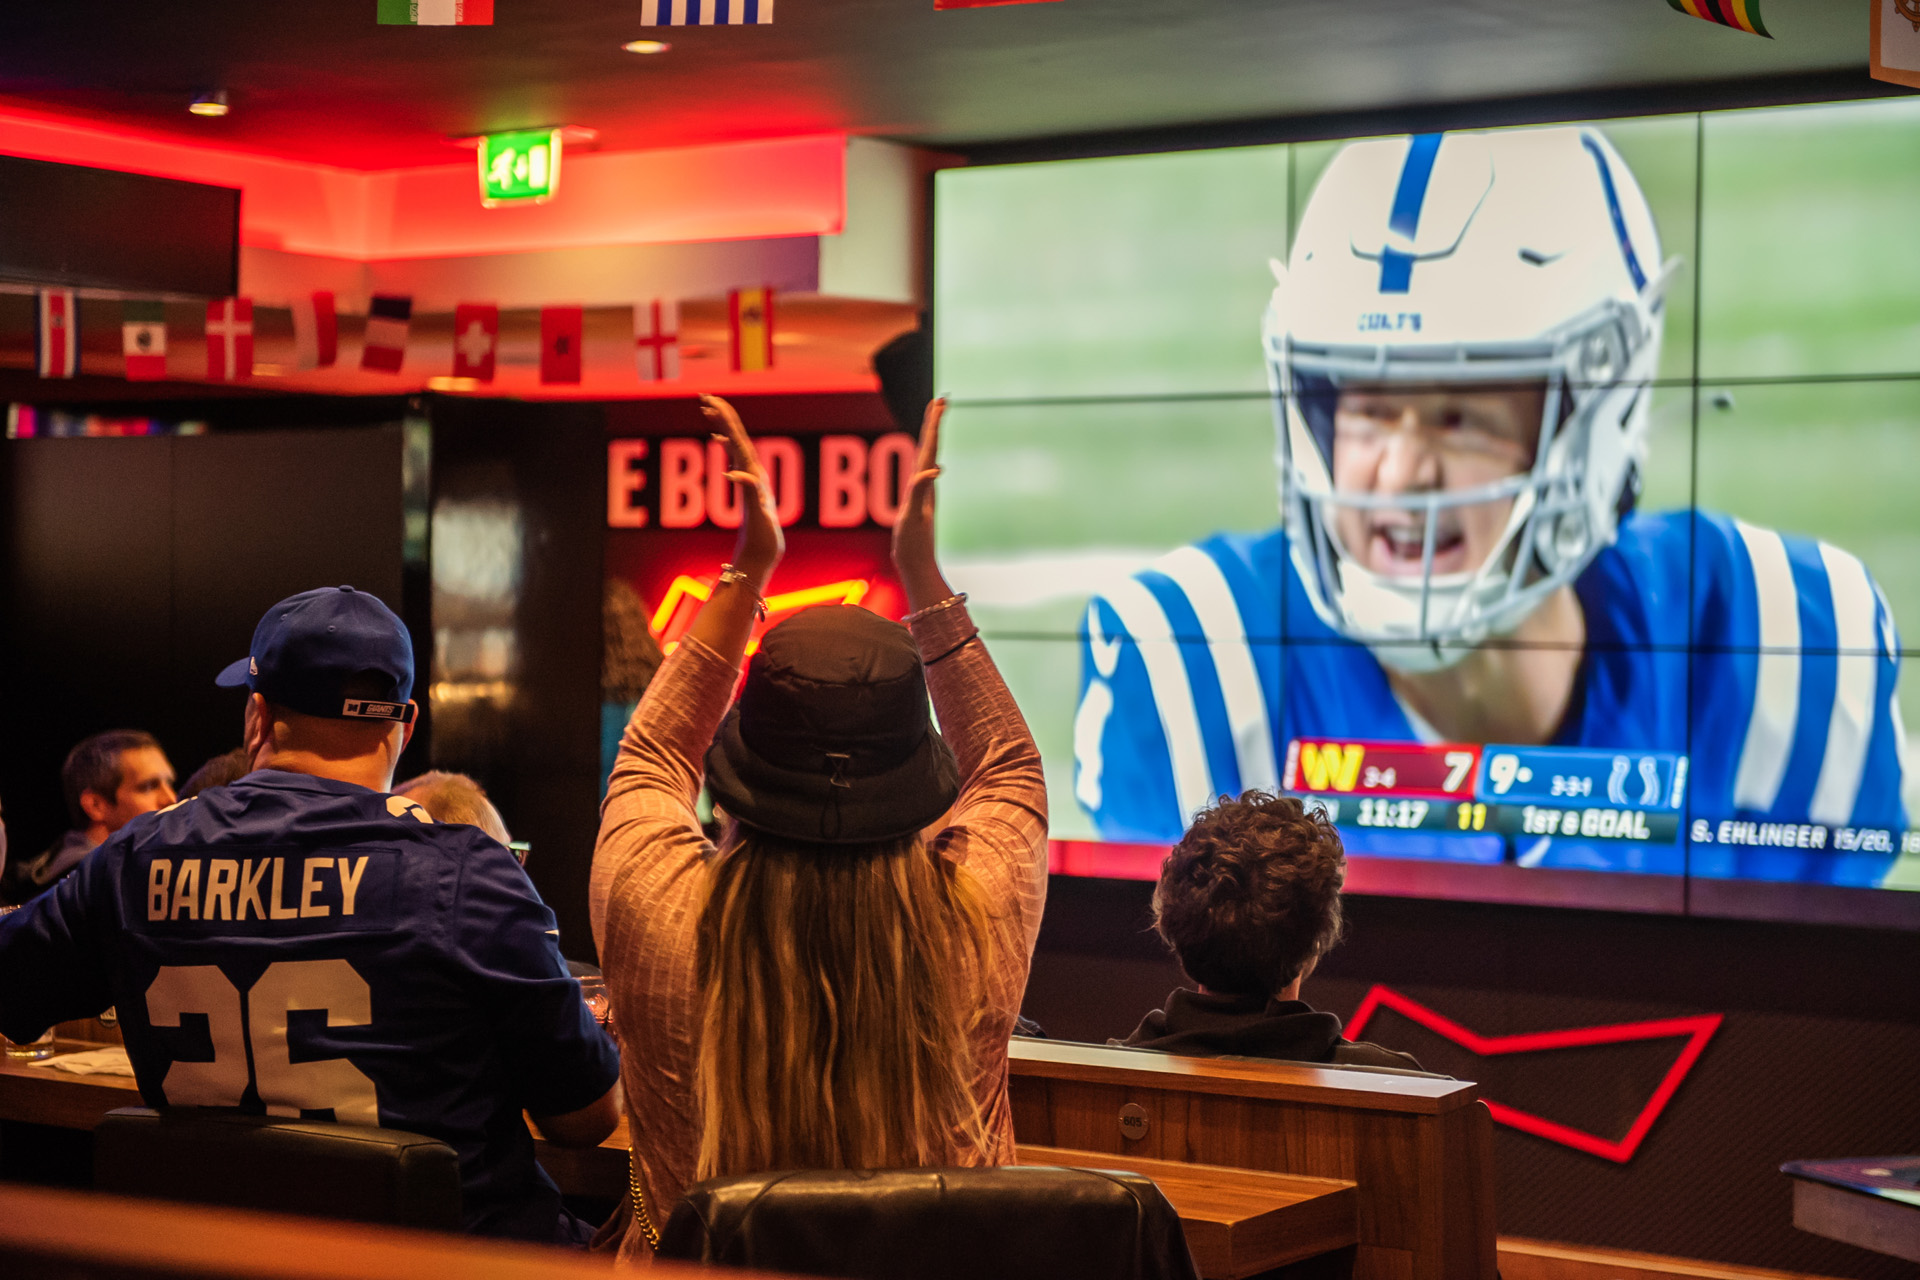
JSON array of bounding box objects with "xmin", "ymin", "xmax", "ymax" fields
[{"xmin": 87, "ymin": 747, "xmax": 176, "ymax": 834}]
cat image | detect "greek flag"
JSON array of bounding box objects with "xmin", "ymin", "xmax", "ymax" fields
[{"xmin": 640, "ymin": 0, "xmax": 773, "ymax": 24}]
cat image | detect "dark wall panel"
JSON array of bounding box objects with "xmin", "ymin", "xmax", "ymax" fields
[
  {"xmin": 169, "ymin": 428, "xmax": 406, "ymax": 767},
  {"xmin": 0, "ymin": 156, "xmax": 239, "ymax": 297},
  {"xmin": 0, "ymin": 425, "xmax": 404, "ymax": 860},
  {"xmin": 2, "ymin": 438, "xmax": 175, "ymax": 850},
  {"xmin": 1021, "ymin": 877, "xmax": 1920, "ymax": 1280}
]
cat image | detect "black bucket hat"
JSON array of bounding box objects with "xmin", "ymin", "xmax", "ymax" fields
[{"xmin": 705, "ymin": 604, "xmax": 960, "ymax": 844}]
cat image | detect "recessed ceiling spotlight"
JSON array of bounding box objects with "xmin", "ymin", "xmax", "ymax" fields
[
  {"xmin": 189, "ymin": 90, "xmax": 229, "ymax": 117},
  {"xmin": 623, "ymin": 39, "xmax": 671, "ymax": 54}
]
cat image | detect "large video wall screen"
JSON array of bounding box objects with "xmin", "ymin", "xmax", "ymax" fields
[{"xmin": 933, "ymin": 98, "xmax": 1920, "ymax": 911}]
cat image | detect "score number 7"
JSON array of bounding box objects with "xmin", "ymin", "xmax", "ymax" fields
[
  {"xmin": 1442, "ymin": 751, "xmax": 1474, "ymax": 793},
  {"xmin": 144, "ymin": 960, "xmax": 380, "ymax": 1125}
]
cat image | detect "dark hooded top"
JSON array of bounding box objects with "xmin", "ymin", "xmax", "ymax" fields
[{"xmin": 1117, "ymin": 989, "xmax": 1428, "ymax": 1073}]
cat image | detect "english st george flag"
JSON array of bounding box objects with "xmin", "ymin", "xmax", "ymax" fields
[
  {"xmin": 639, "ymin": 0, "xmax": 772, "ymax": 24},
  {"xmin": 728, "ymin": 287, "xmax": 774, "ymax": 372},
  {"xmin": 122, "ymin": 301, "xmax": 167, "ymax": 381},
  {"xmin": 377, "ymin": 0, "xmax": 493, "ymax": 24},
  {"xmin": 36, "ymin": 289, "xmax": 77, "ymax": 379},
  {"xmin": 205, "ymin": 297, "xmax": 254, "ymax": 383},
  {"xmin": 292, "ymin": 291, "xmax": 338, "ymax": 369},
  {"xmin": 454, "ymin": 303, "xmax": 500, "ymax": 382},
  {"xmin": 362, "ymin": 294, "xmax": 412, "ymax": 373},
  {"xmin": 541, "ymin": 305, "xmax": 583, "ymax": 385},
  {"xmin": 634, "ymin": 300, "xmax": 680, "ymax": 381}
]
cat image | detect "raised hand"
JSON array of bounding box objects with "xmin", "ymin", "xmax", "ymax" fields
[
  {"xmin": 701, "ymin": 394, "xmax": 784, "ymax": 591},
  {"xmin": 892, "ymin": 397, "xmax": 956, "ymax": 614}
]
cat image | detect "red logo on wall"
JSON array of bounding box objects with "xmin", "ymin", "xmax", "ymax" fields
[{"xmin": 1346, "ymin": 985, "xmax": 1721, "ymax": 1163}]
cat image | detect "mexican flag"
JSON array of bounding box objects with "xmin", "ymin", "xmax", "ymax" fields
[
  {"xmin": 378, "ymin": 0, "xmax": 494, "ymax": 24},
  {"xmin": 122, "ymin": 300, "xmax": 168, "ymax": 381}
]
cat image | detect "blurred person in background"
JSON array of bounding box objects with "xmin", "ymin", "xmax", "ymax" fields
[
  {"xmin": 177, "ymin": 746, "xmax": 252, "ymax": 801},
  {"xmin": 396, "ymin": 770, "xmax": 511, "ymax": 845},
  {"xmin": 590, "ymin": 396, "xmax": 1048, "ymax": 1261},
  {"xmin": 1, "ymin": 730, "xmax": 175, "ymax": 904},
  {"xmin": 1121, "ymin": 791, "xmax": 1421, "ymax": 1071}
]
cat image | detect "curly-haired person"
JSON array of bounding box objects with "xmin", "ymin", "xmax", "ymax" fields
[{"xmin": 1117, "ymin": 792, "xmax": 1424, "ymax": 1071}]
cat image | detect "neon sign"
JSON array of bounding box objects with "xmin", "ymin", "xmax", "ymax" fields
[
  {"xmin": 1345, "ymin": 985, "xmax": 1721, "ymax": 1163},
  {"xmin": 649, "ymin": 573, "xmax": 872, "ymax": 655}
]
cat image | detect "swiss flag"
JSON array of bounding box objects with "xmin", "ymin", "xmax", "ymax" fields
[
  {"xmin": 205, "ymin": 298, "xmax": 254, "ymax": 383},
  {"xmin": 454, "ymin": 303, "xmax": 499, "ymax": 382},
  {"xmin": 541, "ymin": 305, "xmax": 583, "ymax": 385}
]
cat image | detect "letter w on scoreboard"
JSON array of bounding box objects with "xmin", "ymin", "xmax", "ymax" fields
[{"xmin": 1290, "ymin": 743, "xmax": 1366, "ymax": 793}]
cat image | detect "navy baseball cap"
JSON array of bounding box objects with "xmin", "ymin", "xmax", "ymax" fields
[{"xmin": 215, "ymin": 586, "xmax": 416, "ymax": 723}]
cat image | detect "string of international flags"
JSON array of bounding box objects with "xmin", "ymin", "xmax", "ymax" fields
[
  {"xmin": 28, "ymin": 286, "xmax": 778, "ymax": 385},
  {"xmin": 375, "ymin": 0, "xmax": 1060, "ymax": 23},
  {"xmin": 374, "ymin": 0, "xmax": 1786, "ymax": 26}
]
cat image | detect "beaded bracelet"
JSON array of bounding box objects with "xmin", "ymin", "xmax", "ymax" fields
[{"xmin": 904, "ymin": 591, "xmax": 968, "ymax": 625}]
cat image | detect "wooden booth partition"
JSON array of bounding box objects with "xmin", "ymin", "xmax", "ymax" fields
[{"xmin": 1009, "ymin": 1039, "xmax": 1497, "ymax": 1280}]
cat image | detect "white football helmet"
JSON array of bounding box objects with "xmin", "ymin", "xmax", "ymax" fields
[{"xmin": 1265, "ymin": 127, "xmax": 1677, "ymax": 672}]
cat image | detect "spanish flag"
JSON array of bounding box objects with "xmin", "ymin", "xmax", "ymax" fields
[
  {"xmin": 729, "ymin": 287, "xmax": 775, "ymax": 373},
  {"xmin": 1665, "ymin": 0, "xmax": 1769, "ymax": 37}
]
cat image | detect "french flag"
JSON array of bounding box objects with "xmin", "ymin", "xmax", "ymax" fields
[{"xmin": 362, "ymin": 294, "xmax": 412, "ymax": 374}]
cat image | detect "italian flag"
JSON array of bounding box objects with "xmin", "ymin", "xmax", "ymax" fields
[{"xmin": 377, "ymin": 0, "xmax": 494, "ymax": 25}]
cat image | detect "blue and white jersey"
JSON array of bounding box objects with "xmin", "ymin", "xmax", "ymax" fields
[
  {"xmin": 1074, "ymin": 511, "xmax": 1908, "ymax": 885},
  {"xmin": 0, "ymin": 770, "xmax": 620, "ymax": 1242}
]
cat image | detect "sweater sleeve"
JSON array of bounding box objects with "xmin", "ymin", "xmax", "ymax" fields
[{"xmin": 910, "ymin": 602, "xmax": 1050, "ymax": 990}]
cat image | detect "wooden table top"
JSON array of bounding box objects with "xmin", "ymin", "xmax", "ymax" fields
[
  {"xmin": 1016, "ymin": 1144, "xmax": 1357, "ymax": 1279},
  {"xmin": 0, "ymin": 1040, "xmax": 140, "ymax": 1128},
  {"xmin": 1008, "ymin": 1036, "xmax": 1476, "ymax": 1113},
  {"xmin": 0, "ymin": 1047, "xmax": 1358, "ymax": 1280},
  {"xmin": 1784, "ymin": 1169, "xmax": 1920, "ymax": 1265}
]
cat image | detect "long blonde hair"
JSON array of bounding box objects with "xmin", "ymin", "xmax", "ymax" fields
[{"xmin": 694, "ymin": 824, "xmax": 995, "ymax": 1179}]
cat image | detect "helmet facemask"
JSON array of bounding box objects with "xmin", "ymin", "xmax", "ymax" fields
[{"xmin": 1270, "ymin": 292, "xmax": 1663, "ymax": 673}]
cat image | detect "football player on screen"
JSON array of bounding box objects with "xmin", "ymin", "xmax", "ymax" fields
[{"xmin": 1075, "ymin": 127, "xmax": 1908, "ymax": 881}]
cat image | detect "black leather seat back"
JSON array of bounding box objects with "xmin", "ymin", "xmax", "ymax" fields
[
  {"xmin": 657, "ymin": 1165, "xmax": 1200, "ymax": 1280},
  {"xmin": 94, "ymin": 1107, "xmax": 462, "ymax": 1231}
]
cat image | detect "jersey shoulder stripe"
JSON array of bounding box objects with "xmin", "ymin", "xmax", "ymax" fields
[
  {"xmin": 1092, "ymin": 575, "xmax": 1215, "ymax": 824},
  {"xmin": 1151, "ymin": 544, "xmax": 1280, "ymax": 796},
  {"xmin": 1697, "ymin": 510, "xmax": 1902, "ymax": 826}
]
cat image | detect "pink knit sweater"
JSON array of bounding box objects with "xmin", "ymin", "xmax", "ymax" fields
[{"xmin": 588, "ymin": 603, "xmax": 1048, "ymax": 1263}]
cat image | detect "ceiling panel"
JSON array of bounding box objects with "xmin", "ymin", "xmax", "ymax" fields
[{"xmin": 0, "ymin": 0, "xmax": 1884, "ymax": 169}]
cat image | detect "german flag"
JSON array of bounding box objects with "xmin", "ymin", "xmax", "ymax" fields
[{"xmin": 1666, "ymin": 0, "xmax": 1770, "ymax": 37}]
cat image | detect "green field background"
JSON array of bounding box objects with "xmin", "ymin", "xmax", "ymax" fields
[{"xmin": 934, "ymin": 98, "xmax": 1920, "ymax": 840}]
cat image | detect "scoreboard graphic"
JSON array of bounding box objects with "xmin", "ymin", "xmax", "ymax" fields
[{"xmin": 1284, "ymin": 740, "xmax": 1688, "ymax": 847}]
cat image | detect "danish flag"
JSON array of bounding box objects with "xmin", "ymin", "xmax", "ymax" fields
[{"xmin": 205, "ymin": 298, "xmax": 254, "ymax": 382}]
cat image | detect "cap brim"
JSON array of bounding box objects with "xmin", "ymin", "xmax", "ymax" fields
[
  {"xmin": 214, "ymin": 657, "xmax": 253, "ymax": 689},
  {"xmin": 705, "ymin": 708, "xmax": 961, "ymax": 845}
]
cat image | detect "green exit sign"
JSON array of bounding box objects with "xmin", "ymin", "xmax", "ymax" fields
[{"xmin": 478, "ymin": 128, "xmax": 562, "ymax": 207}]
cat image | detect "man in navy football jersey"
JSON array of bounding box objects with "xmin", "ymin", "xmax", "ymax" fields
[
  {"xmin": 0, "ymin": 586, "xmax": 621, "ymax": 1243},
  {"xmin": 1075, "ymin": 128, "xmax": 1907, "ymax": 885}
]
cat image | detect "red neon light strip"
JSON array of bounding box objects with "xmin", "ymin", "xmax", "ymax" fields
[
  {"xmin": 1345, "ymin": 984, "xmax": 1721, "ymax": 1163},
  {"xmin": 650, "ymin": 574, "xmax": 871, "ymax": 657}
]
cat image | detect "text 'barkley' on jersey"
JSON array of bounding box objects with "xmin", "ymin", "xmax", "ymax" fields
[{"xmin": 129, "ymin": 850, "xmax": 398, "ymax": 935}]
